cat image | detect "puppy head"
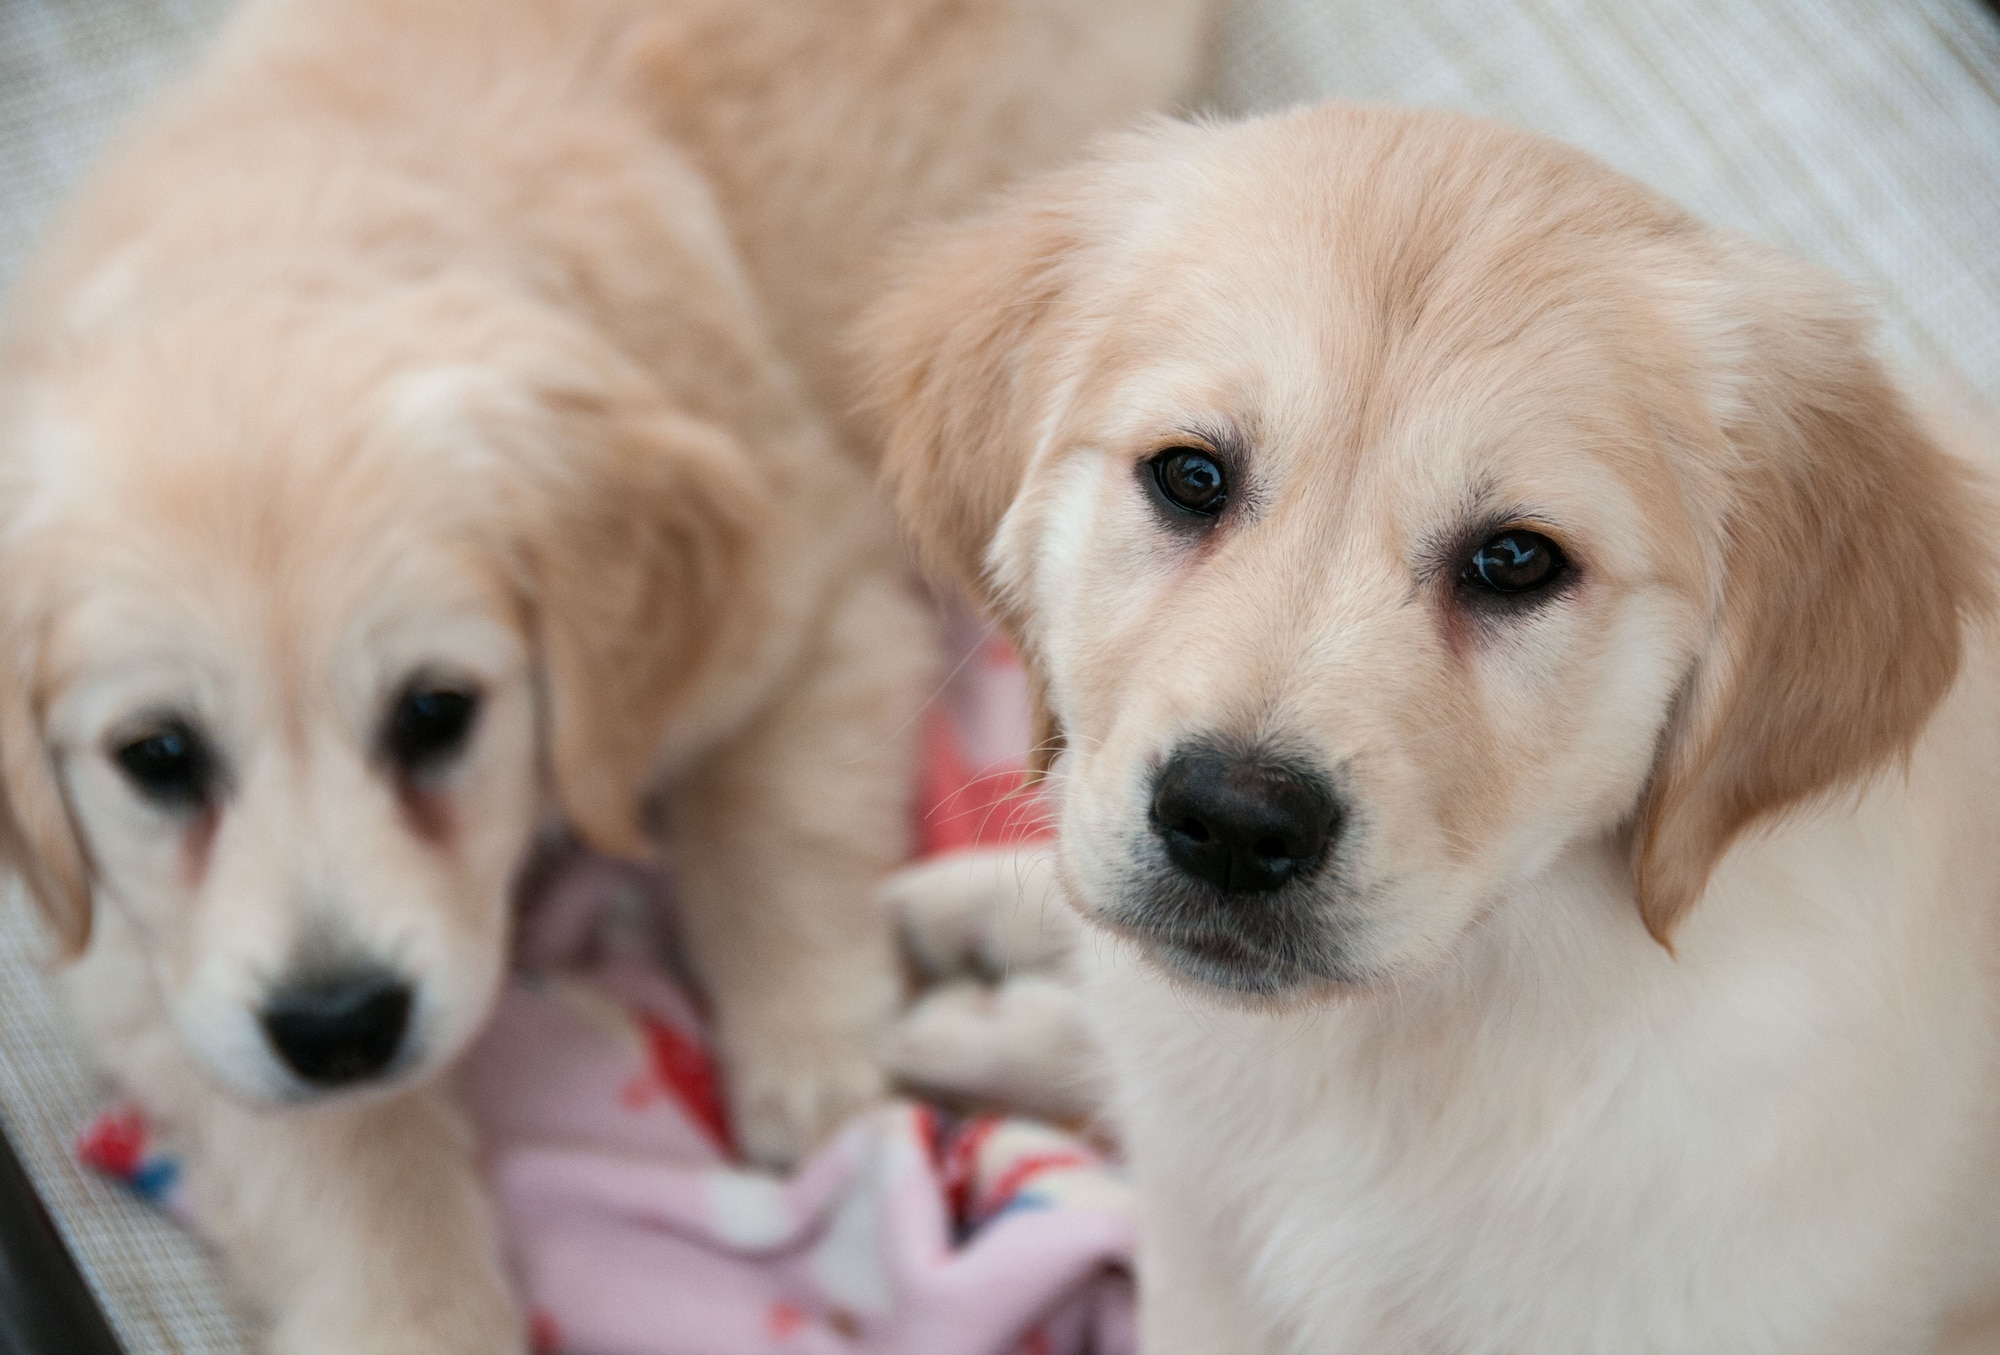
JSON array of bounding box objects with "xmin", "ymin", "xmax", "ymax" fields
[
  {"xmin": 0, "ymin": 280, "xmax": 754, "ymax": 1100},
  {"xmin": 864, "ymin": 106, "xmax": 1988, "ymax": 1000}
]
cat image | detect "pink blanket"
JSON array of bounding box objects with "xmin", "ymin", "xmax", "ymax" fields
[{"xmin": 81, "ymin": 623, "xmax": 1124, "ymax": 1355}]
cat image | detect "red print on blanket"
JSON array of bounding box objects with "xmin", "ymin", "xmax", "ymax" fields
[{"xmin": 624, "ymin": 1011, "xmax": 733, "ymax": 1154}]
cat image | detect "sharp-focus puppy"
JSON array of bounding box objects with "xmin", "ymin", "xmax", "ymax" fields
[
  {"xmin": 866, "ymin": 104, "xmax": 2000, "ymax": 1354},
  {"xmin": 0, "ymin": 1, "xmax": 1210, "ymax": 1348}
]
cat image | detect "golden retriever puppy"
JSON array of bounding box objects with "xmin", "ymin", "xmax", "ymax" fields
[
  {"xmin": 864, "ymin": 103, "xmax": 2000, "ymax": 1353},
  {"xmin": 0, "ymin": 0, "xmax": 1211, "ymax": 1348}
]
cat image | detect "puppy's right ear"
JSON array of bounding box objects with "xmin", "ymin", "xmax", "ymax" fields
[
  {"xmin": 0, "ymin": 645, "xmax": 91, "ymax": 956},
  {"xmin": 521, "ymin": 399, "xmax": 763, "ymax": 860},
  {"xmin": 858, "ymin": 184, "xmax": 1083, "ymax": 769},
  {"xmin": 1630, "ymin": 242, "xmax": 1994, "ymax": 945}
]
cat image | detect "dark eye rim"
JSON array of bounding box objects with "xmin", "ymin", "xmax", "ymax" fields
[
  {"xmin": 1143, "ymin": 444, "xmax": 1232, "ymax": 521},
  {"xmin": 108, "ymin": 715, "xmax": 219, "ymax": 811},
  {"xmin": 1452, "ymin": 525, "xmax": 1577, "ymax": 607},
  {"xmin": 383, "ymin": 680, "xmax": 483, "ymax": 777}
]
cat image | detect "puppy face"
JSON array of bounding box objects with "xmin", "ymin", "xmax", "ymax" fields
[
  {"xmin": 1002, "ymin": 288, "xmax": 1704, "ymax": 996},
  {"xmin": 40, "ymin": 502, "xmax": 534, "ymax": 1102},
  {"xmin": 866, "ymin": 106, "xmax": 1986, "ymax": 1002},
  {"xmin": 0, "ymin": 283, "xmax": 755, "ymax": 1100}
]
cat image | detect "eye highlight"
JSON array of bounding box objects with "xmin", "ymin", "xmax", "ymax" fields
[
  {"xmin": 385, "ymin": 684, "xmax": 480, "ymax": 776},
  {"xmin": 1149, "ymin": 447, "xmax": 1229, "ymax": 518},
  {"xmin": 1460, "ymin": 529, "xmax": 1569, "ymax": 597},
  {"xmin": 113, "ymin": 720, "xmax": 215, "ymax": 809}
]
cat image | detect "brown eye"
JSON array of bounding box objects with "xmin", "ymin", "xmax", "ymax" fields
[
  {"xmin": 1462, "ymin": 530, "xmax": 1567, "ymax": 595},
  {"xmin": 385, "ymin": 685, "xmax": 480, "ymax": 775},
  {"xmin": 114, "ymin": 719, "xmax": 215, "ymax": 809},
  {"xmin": 1150, "ymin": 448, "xmax": 1228, "ymax": 517}
]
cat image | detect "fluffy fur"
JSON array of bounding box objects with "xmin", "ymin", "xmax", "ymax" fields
[
  {"xmin": 867, "ymin": 104, "xmax": 2000, "ymax": 1353},
  {"xmin": 0, "ymin": 1, "xmax": 1211, "ymax": 1349}
]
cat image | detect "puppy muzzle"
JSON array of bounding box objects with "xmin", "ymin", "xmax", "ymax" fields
[{"xmin": 1106, "ymin": 742, "xmax": 1359, "ymax": 996}]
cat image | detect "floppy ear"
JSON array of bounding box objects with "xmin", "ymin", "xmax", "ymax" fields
[
  {"xmin": 0, "ymin": 638, "xmax": 92, "ymax": 956},
  {"xmin": 858, "ymin": 184, "xmax": 1083, "ymax": 771},
  {"xmin": 519, "ymin": 397, "xmax": 763, "ymax": 857},
  {"xmin": 1633, "ymin": 244, "xmax": 1994, "ymax": 944}
]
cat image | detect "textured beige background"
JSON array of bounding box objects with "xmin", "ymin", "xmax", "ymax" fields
[{"xmin": 1, "ymin": 1, "xmax": 1996, "ymax": 1350}]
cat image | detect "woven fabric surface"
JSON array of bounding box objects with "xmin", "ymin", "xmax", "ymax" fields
[
  {"xmin": 0, "ymin": 0, "xmax": 234, "ymax": 292},
  {"xmin": 0, "ymin": 889, "xmax": 248, "ymax": 1353},
  {"xmin": 0, "ymin": 2, "xmax": 1995, "ymax": 1353}
]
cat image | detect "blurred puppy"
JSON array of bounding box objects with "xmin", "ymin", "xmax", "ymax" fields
[
  {"xmin": 866, "ymin": 104, "xmax": 2000, "ymax": 1353},
  {"xmin": 0, "ymin": 0, "xmax": 1210, "ymax": 1349}
]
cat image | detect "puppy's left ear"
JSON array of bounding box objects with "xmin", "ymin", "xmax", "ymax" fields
[
  {"xmin": 1634, "ymin": 242, "xmax": 1995, "ymax": 943},
  {"xmin": 857, "ymin": 172, "xmax": 1088, "ymax": 771},
  {"xmin": 520, "ymin": 398, "xmax": 763, "ymax": 857}
]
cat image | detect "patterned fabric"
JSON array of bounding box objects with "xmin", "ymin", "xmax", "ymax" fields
[
  {"xmin": 1, "ymin": 2, "xmax": 1996, "ymax": 1351},
  {"xmin": 76, "ymin": 1109, "xmax": 188, "ymax": 1215},
  {"xmin": 475, "ymin": 866, "xmax": 1133, "ymax": 1355}
]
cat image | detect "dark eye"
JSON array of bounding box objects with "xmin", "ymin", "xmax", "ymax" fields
[
  {"xmin": 1150, "ymin": 447, "xmax": 1229, "ymax": 517},
  {"xmin": 385, "ymin": 686, "xmax": 480, "ymax": 775},
  {"xmin": 114, "ymin": 721, "xmax": 215, "ymax": 809},
  {"xmin": 1461, "ymin": 530, "xmax": 1568, "ymax": 595}
]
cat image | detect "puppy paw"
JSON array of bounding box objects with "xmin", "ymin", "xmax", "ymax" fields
[
  {"xmin": 888, "ymin": 975, "xmax": 1101, "ymax": 1124},
  {"xmin": 884, "ymin": 845, "xmax": 1076, "ymax": 982},
  {"xmin": 723, "ymin": 1034, "xmax": 889, "ymax": 1170}
]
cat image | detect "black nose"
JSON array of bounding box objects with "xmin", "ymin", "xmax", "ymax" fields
[
  {"xmin": 260, "ymin": 969, "xmax": 413, "ymax": 1087},
  {"xmin": 1151, "ymin": 748, "xmax": 1336, "ymax": 895}
]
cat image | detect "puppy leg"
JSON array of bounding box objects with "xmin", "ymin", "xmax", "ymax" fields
[
  {"xmin": 190, "ymin": 1085, "xmax": 522, "ymax": 1355},
  {"xmin": 885, "ymin": 844, "xmax": 1078, "ymax": 981},
  {"xmin": 882, "ymin": 844, "xmax": 1105, "ymax": 1121},
  {"xmin": 669, "ymin": 568, "xmax": 933, "ymax": 1168},
  {"xmin": 889, "ymin": 976, "xmax": 1102, "ymax": 1124}
]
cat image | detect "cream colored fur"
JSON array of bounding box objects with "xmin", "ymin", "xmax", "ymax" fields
[
  {"xmin": 870, "ymin": 104, "xmax": 2000, "ymax": 1353},
  {"xmin": 0, "ymin": 1, "xmax": 1212, "ymax": 1349}
]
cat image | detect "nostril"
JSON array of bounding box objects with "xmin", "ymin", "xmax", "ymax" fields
[
  {"xmin": 1253, "ymin": 835, "xmax": 1291, "ymax": 862},
  {"xmin": 260, "ymin": 969, "xmax": 412, "ymax": 1088},
  {"xmin": 1175, "ymin": 817, "xmax": 1212, "ymax": 844}
]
